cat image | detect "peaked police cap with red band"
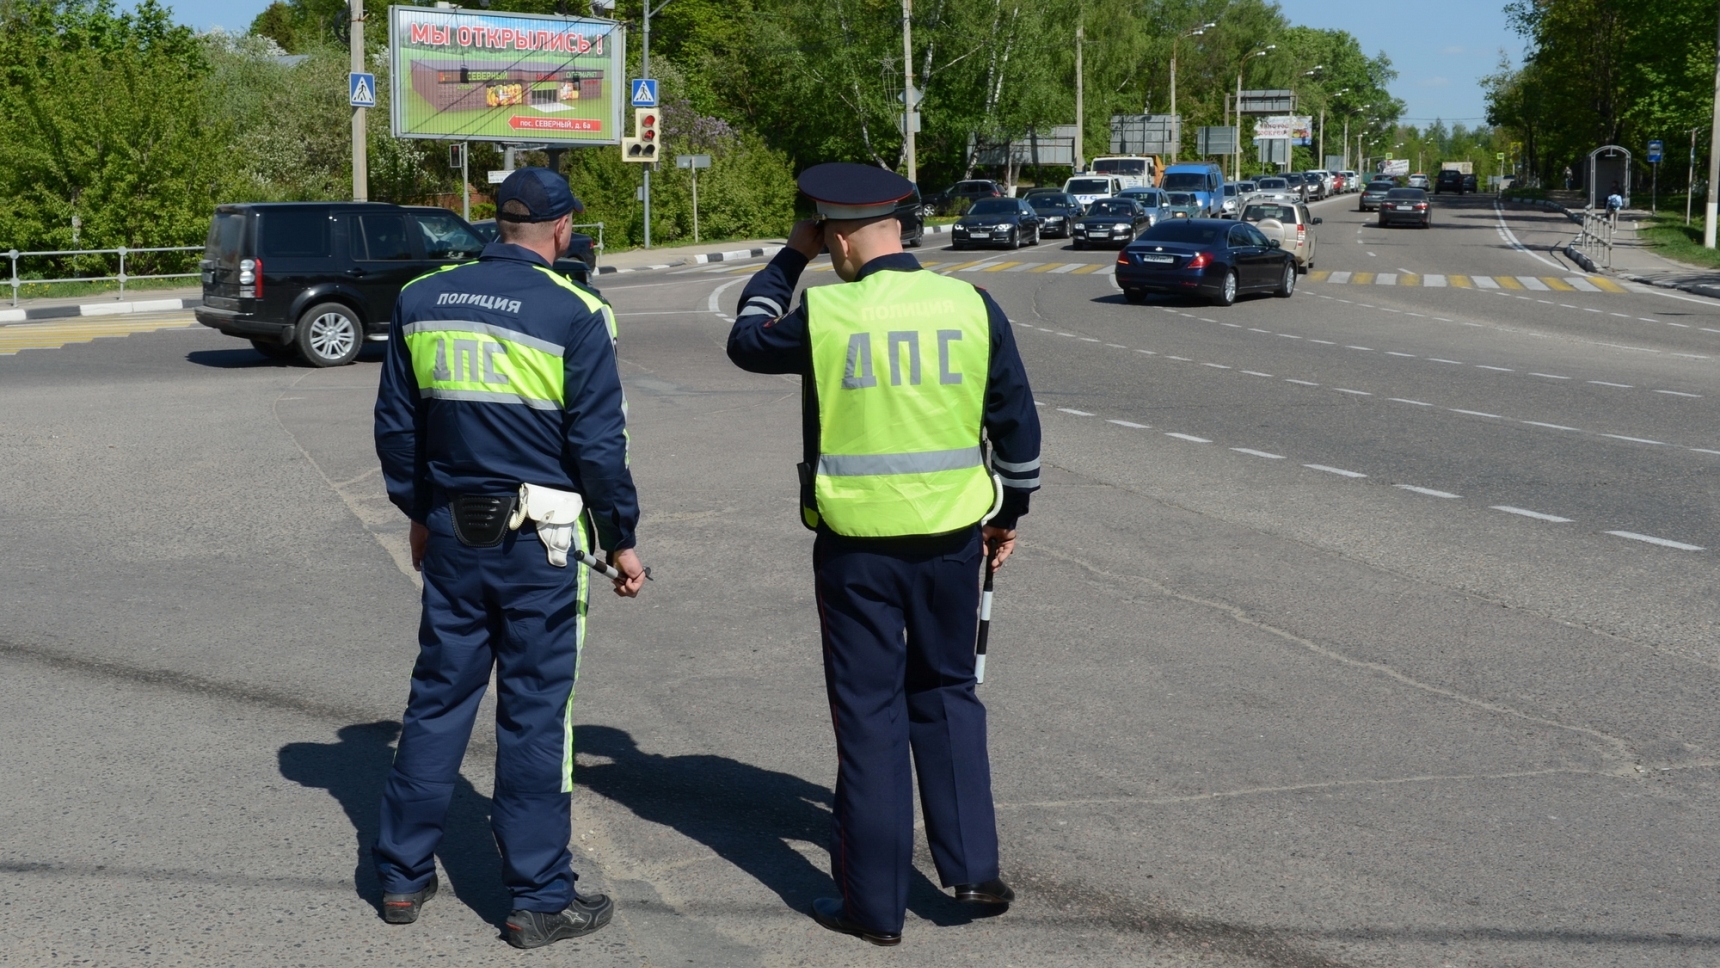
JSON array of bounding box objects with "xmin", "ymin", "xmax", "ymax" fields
[{"xmin": 798, "ymin": 163, "xmax": 915, "ymax": 219}]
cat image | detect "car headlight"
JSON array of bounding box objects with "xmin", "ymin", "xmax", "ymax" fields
[{"xmin": 1113, "ymin": 223, "xmax": 1130, "ymax": 231}]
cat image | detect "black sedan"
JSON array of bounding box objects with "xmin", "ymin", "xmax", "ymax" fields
[
  {"xmin": 1378, "ymin": 188, "xmax": 1432, "ymax": 227},
  {"xmin": 949, "ymin": 198, "xmax": 1041, "ymax": 249},
  {"xmin": 1070, "ymin": 197, "xmax": 1152, "ymax": 248},
  {"xmin": 1114, "ymin": 218, "xmax": 1296, "ymax": 307},
  {"xmin": 1027, "ymin": 192, "xmax": 1083, "ymax": 239}
]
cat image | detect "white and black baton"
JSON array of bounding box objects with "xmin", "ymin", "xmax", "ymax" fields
[
  {"xmin": 975, "ymin": 548, "xmax": 995, "ymax": 684},
  {"xmin": 575, "ymin": 549, "xmax": 652, "ymax": 583}
]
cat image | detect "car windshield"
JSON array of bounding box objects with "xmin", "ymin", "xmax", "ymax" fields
[
  {"xmin": 1386, "ymin": 188, "xmax": 1425, "ymax": 199},
  {"xmin": 1160, "ymin": 173, "xmax": 1209, "ymax": 191},
  {"xmin": 1367, "ymin": 181, "xmax": 1394, "ymax": 191},
  {"xmin": 1087, "ymin": 200, "xmax": 1133, "ymax": 216},
  {"xmin": 1242, "ymin": 204, "xmax": 1295, "ymax": 222},
  {"xmin": 1257, "ymin": 177, "xmax": 1287, "ymax": 188},
  {"xmin": 1140, "ymin": 222, "xmax": 1222, "ymax": 244},
  {"xmin": 415, "ymin": 212, "xmax": 485, "ymax": 259},
  {"xmin": 1167, "ymin": 192, "xmax": 1195, "ymax": 205},
  {"xmin": 1093, "ymin": 159, "xmax": 1148, "ymax": 176},
  {"xmin": 967, "ymin": 199, "xmax": 1017, "ymax": 215},
  {"xmin": 1066, "ymin": 179, "xmax": 1111, "ymax": 194},
  {"xmin": 1029, "ymin": 196, "xmax": 1072, "ymax": 210}
]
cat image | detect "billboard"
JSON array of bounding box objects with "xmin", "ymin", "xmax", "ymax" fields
[
  {"xmin": 1380, "ymin": 159, "xmax": 1410, "ymax": 176},
  {"xmin": 1253, "ymin": 115, "xmax": 1312, "ymax": 144},
  {"xmin": 389, "ymin": 6, "xmax": 626, "ymax": 145}
]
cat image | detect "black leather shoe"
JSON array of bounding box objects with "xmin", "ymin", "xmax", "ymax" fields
[
  {"xmin": 810, "ymin": 897, "xmax": 902, "ymax": 946},
  {"xmin": 953, "ymin": 878, "xmax": 1014, "ymax": 906},
  {"xmin": 505, "ymin": 894, "xmax": 615, "ymax": 949},
  {"xmin": 381, "ymin": 874, "xmax": 438, "ymax": 924}
]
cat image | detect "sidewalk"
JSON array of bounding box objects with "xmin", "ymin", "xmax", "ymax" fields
[
  {"xmin": 0, "ymin": 286, "xmax": 202, "ymax": 324},
  {"xmin": 1525, "ymin": 192, "xmax": 1720, "ymax": 299},
  {"xmin": 595, "ymin": 236, "xmax": 786, "ymax": 274}
]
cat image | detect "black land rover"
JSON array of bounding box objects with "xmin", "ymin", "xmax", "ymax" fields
[{"xmin": 197, "ymin": 202, "xmax": 550, "ymax": 366}]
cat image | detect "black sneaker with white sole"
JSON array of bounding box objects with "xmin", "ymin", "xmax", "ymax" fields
[
  {"xmin": 505, "ymin": 894, "xmax": 615, "ymax": 949},
  {"xmin": 381, "ymin": 874, "xmax": 438, "ymax": 924}
]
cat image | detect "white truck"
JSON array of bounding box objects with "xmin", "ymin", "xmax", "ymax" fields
[{"xmin": 1440, "ymin": 161, "xmax": 1474, "ymax": 175}]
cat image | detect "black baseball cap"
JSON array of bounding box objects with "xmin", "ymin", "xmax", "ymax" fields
[{"xmin": 496, "ymin": 167, "xmax": 582, "ymax": 222}]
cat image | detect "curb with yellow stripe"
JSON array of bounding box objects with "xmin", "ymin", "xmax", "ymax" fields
[{"xmin": 1306, "ymin": 270, "xmax": 1627, "ymax": 293}]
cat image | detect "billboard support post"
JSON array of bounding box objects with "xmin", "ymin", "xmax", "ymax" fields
[{"xmin": 351, "ymin": 0, "xmax": 367, "ymax": 202}]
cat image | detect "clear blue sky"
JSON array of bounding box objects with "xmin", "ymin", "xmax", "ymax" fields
[
  {"xmin": 149, "ymin": 0, "xmax": 1526, "ymax": 133},
  {"xmin": 1275, "ymin": 0, "xmax": 1525, "ymax": 130}
]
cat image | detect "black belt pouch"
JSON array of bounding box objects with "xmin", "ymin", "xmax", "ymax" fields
[{"xmin": 449, "ymin": 493, "xmax": 519, "ymax": 547}]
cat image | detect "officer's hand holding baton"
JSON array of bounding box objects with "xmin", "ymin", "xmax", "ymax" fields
[
  {"xmin": 606, "ymin": 547, "xmax": 647, "ymax": 598},
  {"xmin": 981, "ymin": 525, "xmax": 1016, "ymax": 569}
]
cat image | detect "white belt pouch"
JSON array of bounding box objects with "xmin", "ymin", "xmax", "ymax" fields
[{"xmin": 507, "ymin": 483, "xmax": 585, "ymax": 567}]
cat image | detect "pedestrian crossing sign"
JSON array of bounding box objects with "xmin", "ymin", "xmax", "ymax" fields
[
  {"xmin": 630, "ymin": 78, "xmax": 658, "ymax": 107},
  {"xmin": 350, "ymin": 72, "xmax": 377, "ymax": 108}
]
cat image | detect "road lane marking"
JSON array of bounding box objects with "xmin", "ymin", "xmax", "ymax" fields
[
  {"xmin": 1449, "ymin": 275, "xmax": 1473, "ymax": 287},
  {"xmin": 1304, "ymin": 464, "xmax": 1367, "ymax": 478},
  {"xmin": 959, "ymin": 261, "xmax": 1007, "ymax": 272},
  {"xmin": 1278, "ymin": 333, "xmax": 1301, "ymax": 339},
  {"xmin": 1108, "ymin": 420, "xmax": 1149, "ymax": 428},
  {"xmin": 1530, "ymin": 373, "xmax": 1570, "ymax": 379},
  {"xmin": 1496, "ymin": 276, "xmax": 1526, "ymax": 290},
  {"xmin": 1204, "ymin": 363, "xmax": 1231, "ymax": 369},
  {"xmin": 1376, "ymin": 273, "xmax": 1398, "ymax": 285},
  {"xmin": 1347, "ymin": 345, "xmax": 1373, "ymax": 351},
  {"xmin": 1423, "ymin": 274, "xmax": 1447, "ymax": 287},
  {"xmin": 1516, "ymin": 276, "xmax": 1552, "ymax": 291},
  {"xmin": 1492, "ymin": 506, "xmax": 1572, "ymax": 523},
  {"xmin": 1166, "ymin": 355, "xmax": 1192, "ymax": 360},
  {"xmin": 1451, "ymin": 409, "xmax": 1503, "ymax": 418},
  {"xmin": 1475, "ymin": 365, "xmax": 1514, "ymax": 372},
  {"xmin": 1474, "ymin": 276, "xmax": 1500, "ymax": 288},
  {"xmin": 1241, "ymin": 370, "xmax": 1273, "ymax": 377},
  {"xmin": 1655, "ymin": 390, "xmax": 1701, "ymax": 398},
  {"xmin": 1029, "ymin": 263, "xmax": 1061, "ymax": 272},
  {"xmin": 1328, "ymin": 271, "xmax": 1351, "ymax": 283},
  {"xmin": 1049, "ymin": 263, "xmax": 1082, "ymax": 273},
  {"xmin": 1072, "ymin": 263, "xmax": 1107, "ymax": 274},
  {"xmin": 1165, "ymin": 433, "xmax": 1211, "ymax": 443},
  {"xmin": 1308, "ymin": 270, "xmax": 1331, "ymax": 282},
  {"xmin": 1057, "ymin": 408, "xmax": 1094, "ymax": 416},
  {"xmin": 1521, "ymin": 421, "xmax": 1583, "ymax": 431},
  {"xmin": 1396, "ymin": 485, "xmax": 1460, "ymax": 498},
  {"xmin": 1231, "ymin": 448, "xmax": 1285, "ymax": 459},
  {"xmin": 1351, "ymin": 272, "xmax": 1375, "ymax": 285},
  {"xmin": 1601, "ymin": 434, "xmax": 1667, "ymax": 445},
  {"xmin": 1589, "ymin": 277, "xmax": 1628, "ymax": 292},
  {"xmin": 1390, "ymin": 398, "xmax": 1433, "ymax": 406},
  {"xmin": 1588, "ymin": 381, "xmax": 1632, "ymax": 387},
  {"xmin": 1309, "ymin": 338, "xmax": 1335, "ymax": 344},
  {"xmin": 1565, "ymin": 277, "xmax": 1601, "ymax": 292},
  {"xmin": 1385, "ymin": 351, "xmax": 1416, "ymax": 357},
  {"xmin": 1607, "ymin": 531, "xmax": 1705, "ymax": 551},
  {"xmin": 1334, "ymin": 388, "xmax": 1371, "ymax": 395},
  {"xmin": 983, "ymin": 261, "xmax": 1024, "ymax": 272},
  {"xmin": 1285, "ymin": 379, "xmax": 1319, "ymax": 386}
]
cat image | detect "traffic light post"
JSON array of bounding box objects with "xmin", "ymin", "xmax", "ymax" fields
[{"xmin": 624, "ymin": 75, "xmax": 663, "ymax": 248}]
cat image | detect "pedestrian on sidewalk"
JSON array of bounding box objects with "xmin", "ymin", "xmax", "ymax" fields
[
  {"xmin": 1564, "ymin": 166, "xmax": 1573, "ymax": 191},
  {"xmin": 1606, "ymin": 182, "xmax": 1624, "ymax": 222},
  {"xmin": 371, "ymin": 167, "xmax": 646, "ymax": 950},
  {"xmin": 726, "ymin": 162, "xmax": 1041, "ymax": 946}
]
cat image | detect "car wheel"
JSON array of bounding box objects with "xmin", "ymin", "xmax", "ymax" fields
[
  {"xmin": 250, "ymin": 339, "xmax": 296, "ymax": 361},
  {"xmin": 906, "ymin": 236, "xmax": 921, "ymax": 248},
  {"xmin": 1211, "ymin": 270, "xmax": 1238, "ymax": 307},
  {"xmin": 295, "ymin": 302, "xmax": 364, "ymax": 367},
  {"xmin": 1008, "ymin": 229, "xmax": 1021, "ymax": 250},
  {"xmin": 1274, "ymin": 261, "xmax": 1296, "ymax": 298},
  {"xmin": 1123, "ymin": 288, "xmax": 1148, "ymax": 304},
  {"xmin": 1029, "ymin": 227, "xmax": 1041, "ymax": 246}
]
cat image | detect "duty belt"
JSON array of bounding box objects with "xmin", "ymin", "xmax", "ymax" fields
[{"xmin": 448, "ymin": 492, "xmax": 519, "ymax": 547}]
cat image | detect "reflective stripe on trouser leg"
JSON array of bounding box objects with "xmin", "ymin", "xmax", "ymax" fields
[{"xmin": 488, "ymin": 520, "xmax": 588, "ymax": 913}]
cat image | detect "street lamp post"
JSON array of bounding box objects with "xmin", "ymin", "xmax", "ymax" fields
[
  {"xmin": 1301, "ymin": 66, "xmax": 1323, "ymax": 170},
  {"xmin": 1169, "ymin": 21, "xmax": 1216, "ymax": 164},
  {"xmin": 1234, "ymin": 45, "xmax": 1275, "ymax": 182}
]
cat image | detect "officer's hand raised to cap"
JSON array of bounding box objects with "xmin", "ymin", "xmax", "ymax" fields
[
  {"xmin": 609, "ymin": 547, "xmax": 646, "ymax": 597},
  {"xmin": 982, "ymin": 526, "xmax": 1017, "ymax": 570},
  {"xmin": 787, "ymin": 218, "xmax": 825, "ymax": 260}
]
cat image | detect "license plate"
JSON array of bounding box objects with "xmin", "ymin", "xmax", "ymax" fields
[{"xmin": 1139, "ymin": 254, "xmax": 1175, "ymax": 264}]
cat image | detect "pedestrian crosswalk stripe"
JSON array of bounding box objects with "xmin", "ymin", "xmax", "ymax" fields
[
  {"xmin": 1304, "ymin": 272, "xmax": 1627, "ymax": 294},
  {"xmin": 1071, "ymin": 263, "xmax": 1107, "ymax": 274},
  {"xmin": 1049, "ymin": 263, "xmax": 1082, "ymax": 273},
  {"xmin": 983, "ymin": 261, "xmax": 1024, "ymax": 272},
  {"xmin": 1029, "ymin": 263, "xmax": 1061, "ymax": 272},
  {"xmin": 0, "ymin": 316, "xmax": 195, "ymax": 355},
  {"xmin": 1002, "ymin": 262, "xmax": 1043, "ymax": 272}
]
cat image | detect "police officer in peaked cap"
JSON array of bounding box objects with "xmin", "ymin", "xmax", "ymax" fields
[
  {"xmin": 727, "ymin": 162, "xmax": 1042, "ymax": 945},
  {"xmin": 372, "ymin": 167, "xmax": 646, "ymax": 949}
]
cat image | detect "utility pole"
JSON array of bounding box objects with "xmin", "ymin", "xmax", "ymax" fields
[
  {"xmin": 640, "ymin": 0, "xmax": 673, "ymax": 248},
  {"xmin": 1690, "ymin": 126, "xmax": 1699, "ymax": 226},
  {"xmin": 461, "ymin": 143, "xmax": 470, "ymax": 222},
  {"xmin": 1707, "ymin": 0, "xmax": 1720, "ymax": 246},
  {"xmin": 349, "ymin": 0, "xmax": 367, "ymax": 201},
  {"xmin": 902, "ymin": 0, "xmax": 916, "ymax": 182},
  {"xmin": 1074, "ymin": 18, "xmax": 1085, "ymax": 172}
]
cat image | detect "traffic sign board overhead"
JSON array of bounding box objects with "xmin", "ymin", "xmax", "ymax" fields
[
  {"xmin": 350, "ymin": 72, "xmax": 377, "ymax": 108},
  {"xmin": 630, "ymin": 78, "xmax": 658, "ymax": 107}
]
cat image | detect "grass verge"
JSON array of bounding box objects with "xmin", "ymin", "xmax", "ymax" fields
[{"xmin": 1636, "ymin": 216, "xmax": 1720, "ymax": 269}]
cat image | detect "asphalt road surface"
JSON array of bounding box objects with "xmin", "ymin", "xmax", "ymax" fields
[{"xmin": 3, "ymin": 192, "xmax": 1717, "ymax": 968}]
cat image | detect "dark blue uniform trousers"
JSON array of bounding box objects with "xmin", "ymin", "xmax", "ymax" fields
[
  {"xmin": 373, "ymin": 505, "xmax": 590, "ymax": 913},
  {"xmin": 814, "ymin": 526, "xmax": 1000, "ymax": 934}
]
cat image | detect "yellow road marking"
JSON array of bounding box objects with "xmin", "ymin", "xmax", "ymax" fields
[
  {"xmin": 941, "ymin": 260, "xmax": 988, "ymax": 272},
  {"xmin": 1589, "ymin": 276, "xmax": 1628, "ymax": 292},
  {"xmin": 1495, "ymin": 275, "xmax": 1525, "ymax": 289},
  {"xmin": 1029, "ymin": 263, "xmax": 1062, "ymax": 272},
  {"xmin": 1071, "ymin": 263, "xmax": 1107, "ymax": 274},
  {"xmin": 1397, "ymin": 274, "xmax": 1420, "ymax": 286},
  {"xmin": 1350, "ymin": 272, "xmax": 1375, "ymax": 285},
  {"xmin": 1307, "ymin": 270, "xmax": 1330, "ymax": 282},
  {"xmin": 1448, "ymin": 275, "xmax": 1472, "ymax": 287},
  {"xmin": 983, "ymin": 262, "xmax": 1024, "ymax": 272},
  {"xmin": 1541, "ymin": 277, "xmax": 1576, "ymax": 291},
  {"xmin": 0, "ymin": 317, "xmax": 194, "ymax": 355}
]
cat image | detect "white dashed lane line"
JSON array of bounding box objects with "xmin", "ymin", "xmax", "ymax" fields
[
  {"xmin": 1057, "ymin": 408, "xmax": 1094, "ymax": 416},
  {"xmin": 1304, "ymin": 464, "xmax": 1368, "ymax": 478},
  {"xmin": 1165, "ymin": 433, "xmax": 1211, "ymax": 443},
  {"xmin": 1231, "ymin": 448, "xmax": 1285, "ymax": 459},
  {"xmin": 1491, "ymin": 506, "xmax": 1573, "ymax": 523},
  {"xmin": 1396, "ymin": 485, "xmax": 1461, "ymax": 499},
  {"xmin": 1108, "ymin": 419, "xmax": 1149, "ymax": 429},
  {"xmin": 1607, "ymin": 531, "xmax": 1706, "ymax": 552}
]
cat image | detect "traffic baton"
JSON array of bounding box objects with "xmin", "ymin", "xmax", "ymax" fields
[
  {"xmin": 576, "ymin": 549, "xmax": 652, "ymax": 584},
  {"xmin": 975, "ymin": 547, "xmax": 995, "ymax": 684}
]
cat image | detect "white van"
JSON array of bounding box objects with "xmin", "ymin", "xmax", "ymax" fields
[
  {"xmin": 1088, "ymin": 157, "xmax": 1156, "ymax": 191},
  {"xmin": 1063, "ymin": 174, "xmax": 1122, "ymax": 208}
]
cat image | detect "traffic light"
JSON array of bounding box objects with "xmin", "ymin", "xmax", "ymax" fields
[
  {"xmin": 448, "ymin": 143, "xmax": 464, "ymax": 168},
  {"xmin": 621, "ymin": 108, "xmax": 660, "ymax": 163}
]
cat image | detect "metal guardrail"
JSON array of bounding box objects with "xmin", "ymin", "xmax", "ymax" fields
[
  {"xmin": 5, "ymin": 245, "xmax": 204, "ymax": 307},
  {"xmin": 571, "ymin": 222, "xmax": 605, "ymax": 267},
  {"xmin": 1575, "ymin": 209, "xmax": 1616, "ymax": 271}
]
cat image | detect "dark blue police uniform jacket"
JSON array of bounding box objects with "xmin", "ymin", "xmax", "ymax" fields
[{"xmin": 727, "ymin": 248, "xmax": 1041, "ymax": 934}]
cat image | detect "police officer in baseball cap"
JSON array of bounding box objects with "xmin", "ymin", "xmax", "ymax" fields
[
  {"xmin": 727, "ymin": 162, "xmax": 1042, "ymax": 945},
  {"xmin": 372, "ymin": 166, "xmax": 645, "ymax": 949}
]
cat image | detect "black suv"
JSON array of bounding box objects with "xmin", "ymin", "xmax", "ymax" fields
[
  {"xmin": 926, "ymin": 179, "xmax": 1003, "ymax": 215},
  {"xmin": 197, "ymin": 202, "xmax": 589, "ymax": 367},
  {"xmin": 1435, "ymin": 169, "xmax": 1468, "ymax": 194}
]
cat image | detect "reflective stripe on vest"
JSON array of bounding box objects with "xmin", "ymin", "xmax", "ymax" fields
[
  {"xmin": 404, "ymin": 320, "xmax": 565, "ymax": 407},
  {"xmin": 805, "ymin": 269, "xmax": 993, "ymax": 537}
]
